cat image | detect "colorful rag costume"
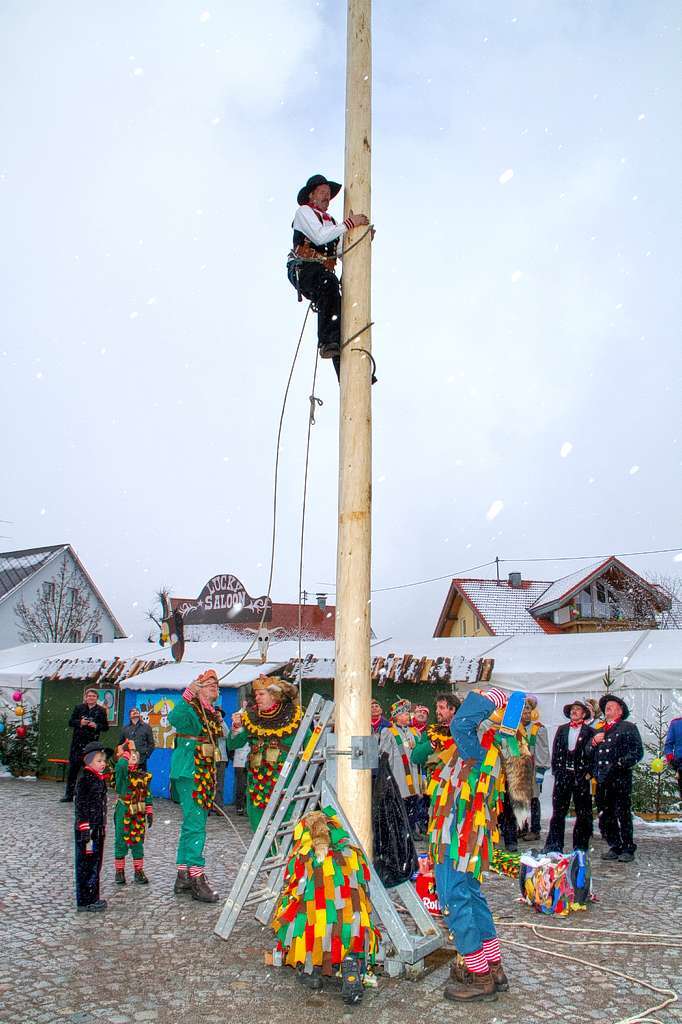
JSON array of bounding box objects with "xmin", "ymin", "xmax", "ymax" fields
[
  {"xmin": 168, "ymin": 686, "xmax": 223, "ymax": 873},
  {"xmin": 113, "ymin": 756, "xmax": 153, "ymax": 879},
  {"xmin": 379, "ymin": 705, "xmax": 424, "ymax": 834},
  {"xmin": 226, "ymin": 679, "xmax": 302, "ymax": 832},
  {"xmin": 523, "ymin": 716, "xmax": 550, "ymax": 835},
  {"xmin": 430, "ymin": 689, "xmax": 524, "ymax": 989},
  {"xmin": 271, "ymin": 808, "xmax": 380, "ymax": 978}
]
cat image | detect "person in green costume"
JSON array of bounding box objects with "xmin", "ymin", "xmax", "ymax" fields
[
  {"xmin": 113, "ymin": 741, "xmax": 153, "ymax": 885},
  {"xmin": 226, "ymin": 675, "xmax": 302, "ymax": 832},
  {"xmin": 169, "ymin": 669, "xmax": 224, "ymax": 903}
]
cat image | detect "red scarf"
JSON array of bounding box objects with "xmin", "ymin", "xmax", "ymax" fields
[{"xmin": 307, "ymin": 202, "xmax": 333, "ymax": 222}]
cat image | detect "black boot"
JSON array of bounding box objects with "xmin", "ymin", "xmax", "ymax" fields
[
  {"xmin": 134, "ymin": 868, "xmax": 149, "ymax": 885},
  {"xmin": 115, "ymin": 869, "xmax": 126, "ymax": 885},
  {"xmin": 173, "ymin": 869, "xmax": 192, "ymax": 894},
  {"xmin": 190, "ymin": 872, "xmax": 219, "ymax": 903},
  {"xmin": 296, "ymin": 966, "xmax": 323, "ymax": 992}
]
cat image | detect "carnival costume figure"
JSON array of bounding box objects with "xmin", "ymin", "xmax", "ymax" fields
[
  {"xmin": 74, "ymin": 740, "xmax": 110, "ymax": 912},
  {"xmin": 544, "ymin": 700, "xmax": 595, "ymax": 853},
  {"xmin": 592, "ymin": 695, "xmax": 643, "ymax": 862},
  {"xmin": 517, "ymin": 696, "xmax": 550, "ymax": 842},
  {"xmin": 429, "ymin": 688, "xmax": 533, "ymax": 1003},
  {"xmin": 226, "ymin": 675, "xmax": 302, "ymax": 833},
  {"xmin": 411, "ymin": 693, "xmax": 461, "ymax": 834},
  {"xmin": 168, "ymin": 669, "xmax": 224, "ymax": 902},
  {"xmin": 378, "ymin": 698, "xmax": 423, "ymax": 834},
  {"xmin": 113, "ymin": 741, "xmax": 153, "ymax": 885},
  {"xmin": 271, "ymin": 808, "xmax": 380, "ymax": 1005}
]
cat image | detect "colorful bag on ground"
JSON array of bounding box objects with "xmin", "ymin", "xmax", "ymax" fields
[{"xmin": 519, "ymin": 850, "xmax": 591, "ymax": 915}]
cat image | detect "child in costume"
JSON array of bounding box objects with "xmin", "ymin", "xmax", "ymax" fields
[
  {"xmin": 74, "ymin": 740, "xmax": 109, "ymax": 912},
  {"xmin": 226, "ymin": 675, "xmax": 302, "ymax": 832},
  {"xmin": 429, "ymin": 688, "xmax": 532, "ymax": 1003},
  {"xmin": 169, "ymin": 669, "xmax": 224, "ymax": 902},
  {"xmin": 271, "ymin": 808, "xmax": 380, "ymax": 1005},
  {"xmin": 113, "ymin": 741, "xmax": 153, "ymax": 885},
  {"xmin": 378, "ymin": 698, "xmax": 423, "ymax": 834}
]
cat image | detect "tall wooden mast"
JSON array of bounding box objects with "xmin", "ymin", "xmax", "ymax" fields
[{"xmin": 334, "ymin": 0, "xmax": 373, "ymax": 853}]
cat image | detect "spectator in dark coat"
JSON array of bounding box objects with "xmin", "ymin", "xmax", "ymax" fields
[
  {"xmin": 121, "ymin": 706, "xmax": 156, "ymax": 770},
  {"xmin": 60, "ymin": 688, "xmax": 109, "ymax": 802},
  {"xmin": 74, "ymin": 740, "xmax": 109, "ymax": 911},
  {"xmin": 664, "ymin": 715, "xmax": 682, "ymax": 798},
  {"xmin": 592, "ymin": 695, "xmax": 644, "ymax": 863},
  {"xmin": 543, "ymin": 700, "xmax": 595, "ymax": 853}
]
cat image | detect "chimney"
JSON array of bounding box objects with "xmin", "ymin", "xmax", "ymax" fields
[
  {"xmin": 316, "ymin": 593, "xmax": 328, "ymax": 610},
  {"xmin": 508, "ymin": 572, "xmax": 522, "ymax": 589}
]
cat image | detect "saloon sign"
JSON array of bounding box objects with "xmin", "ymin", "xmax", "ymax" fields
[{"xmin": 175, "ymin": 574, "xmax": 272, "ymax": 626}]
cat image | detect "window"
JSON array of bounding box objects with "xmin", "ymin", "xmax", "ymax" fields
[
  {"xmin": 43, "ymin": 581, "xmax": 55, "ymax": 600},
  {"xmin": 474, "ymin": 616, "xmax": 481, "ymax": 632},
  {"xmin": 460, "ymin": 620, "xmax": 467, "ymax": 636},
  {"xmin": 68, "ymin": 587, "xmax": 77, "ymax": 606},
  {"xmin": 596, "ymin": 583, "xmax": 606, "ymax": 604},
  {"xmin": 89, "ymin": 633, "xmax": 103, "ymax": 643}
]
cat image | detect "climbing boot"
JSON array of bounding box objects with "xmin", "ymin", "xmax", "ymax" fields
[
  {"xmin": 319, "ymin": 341, "xmax": 341, "ymax": 359},
  {"xmin": 340, "ymin": 955, "xmax": 364, "ymax": 1005},
  {"xmin": 617, "ymin": 851, "xmax": 635, "ymax": 863},
  {"xmin": 443, "ymin": 967, "xmax": 497, "ymax": 1003},
  {"xmin": 134, "ymin": 868, "xmax": 149, "ymax": 885},
  {"xmin": 601, "ymin": 848, "xmax": 620, "ymax": 861},
  {"xmin": 190, "ymin": 872, "xmax": 219, "ymax": 903},
  {"xmin": 173, "ymin": 869, "xmax": 192, "ymax": 894},
  {"xmin": 296, "ymin": 966, "xmax": 323, "ymax": 992},
  {"xmin": 114, "ymin": 869, "xmax": 126, "ymax": 885},
  {"xmin": 488, "ymin": 961, "xmax": 510, "ymax": 992}
]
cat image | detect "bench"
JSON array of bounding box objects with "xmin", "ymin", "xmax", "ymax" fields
[{"xmin": 46, "ymin": 758, "xmax": 69, "ymax": 782}]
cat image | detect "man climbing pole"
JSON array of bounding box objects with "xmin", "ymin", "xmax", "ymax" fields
[{"xmin": 287, "ymin": 173, "xmax": 370, "ymax": 378}]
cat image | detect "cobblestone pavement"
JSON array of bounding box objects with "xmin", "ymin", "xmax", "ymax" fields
[{"xmin": 1, "ymin": 779, "xmax": 680, "ymax": 1024}]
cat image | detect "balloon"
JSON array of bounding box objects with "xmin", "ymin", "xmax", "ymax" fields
[
  {"xmin": 650, "ymin": 757, "xmax": 666, "ymax": 774},
  {"xmin": 11, "ymin": 691, "xmax": 22, "ymax": 703},
  {"xmin": 16, "ymin": 725, "xmax": 27, "ymax": 739},
  {"xmin": 14, "ymin": 706, "xmax": 25, "ymax": 717},
  {"xmin": 0, "ymin": 722, "xmax": 5, "ymax": 734}
]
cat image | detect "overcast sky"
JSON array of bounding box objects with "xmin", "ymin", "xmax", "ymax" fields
[{"xmin": 1, "ymin": 0, "xmax": 680, "ymax": 642}]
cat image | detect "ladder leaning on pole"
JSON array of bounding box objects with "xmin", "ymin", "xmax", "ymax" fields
[{"xmin": 214, "ymin": 692, "xmax": 444, "ymax": 971}]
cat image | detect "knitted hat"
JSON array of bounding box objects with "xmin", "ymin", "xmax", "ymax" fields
[
  {"xmin": 297, "ymin": 173, "xmax": 342, "ymax": 206},
  {"xmin": 599, "ymin": 694, "xmax": 630, "ymax": 720},
  {"xmin": 563, "ymin": 700, "xmax": 592, "ymax": 720},
  {"xmin": 390, "ymin": 698, "xmax": 411, "ymax": 718},
  {"xmin": 195, "ymin": 669, "xmax": 219, "ymax": 686}
]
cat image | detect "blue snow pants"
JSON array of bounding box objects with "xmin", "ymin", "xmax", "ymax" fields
[{"xmin": 434, "ymin": 860, "xmax": 497, "ymax": 955}]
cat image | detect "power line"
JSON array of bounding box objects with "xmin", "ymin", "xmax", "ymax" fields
[{"xmin": 309, "ymin": 545, "xmax": 681, "ymax": 597}]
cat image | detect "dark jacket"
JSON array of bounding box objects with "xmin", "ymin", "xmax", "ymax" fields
[
  {"xmin": 593, "ymin": 720, "xmax": 644, "ymax": 783},
  {"xmin": 121, "ymin": 720, "xmax": 156, "ymax": 763},
  {"xmin": 67, "ymin": 703, "xmax": 109, "ymax": 759},
  {"xmin": 74, "ymin": 767, "xmax": 108, "ymax": 831},
  {"xmin": 551, "ymin": 723, "xmax": 595, "ymax": 778}
]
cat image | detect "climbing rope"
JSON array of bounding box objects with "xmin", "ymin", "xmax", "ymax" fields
[
  {"xmin": 495, "ymin": 920, "xmax": 680, "ymax": 1024},
  {"xmin": 216, "ymin": 303, "xmax": 312, "ymax": 683},
  {"xmin": 295, "ymin": 348, "xmax": 322, "ymax": 702}
]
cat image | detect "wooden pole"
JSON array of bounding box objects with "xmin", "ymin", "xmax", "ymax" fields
[{"xmin": 335, "ymin": 0, "xmax": 373, "ymax": 854}]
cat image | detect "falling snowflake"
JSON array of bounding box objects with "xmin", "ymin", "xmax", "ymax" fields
[
  {"xmin": 629, "ymin": 465, "xmax": 640, "ymax": 475},
  {"xmin": 130, "ymin": 311, "xmax": 139, "ymax": 320},
  {"xmin": 132, "ymin": 67, "xmax": 144, "ymax": 77},
  {"xmin": 486, "ymin": 499, "xmax": 504, "ymax": 521},
  {"xmin": 199, "ymin": 10, "xmax": 211, "ymax": 22},
  {"xmin": 511, "ymin": 270, "xmax": 523, "ymax": 283},
  {"xmin": 560, "ymin": 442, "xmax": 573, "ymax": 458},
  {"xmin": 674, "ymin": 553, "xmax": 682, "ymax": 563},
  {"xmin": 498, "ymin": 169, "xmax": 514, "ymax": 185}
]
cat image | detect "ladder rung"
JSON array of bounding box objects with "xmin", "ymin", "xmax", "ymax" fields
[
  {"xmin": 244, "ymin": 888, "xmax": 278, "ymax": 908},
  {"xmin": 292, "ymin": 788, "xmax": 318, "ymax": 799},
  {"xmin": 260, "ymin": 856, "xmax": 289, "ymax": 871},
  {"xmin": 276, "ymin": 824, "xmax": 297, "ymax": 838}
]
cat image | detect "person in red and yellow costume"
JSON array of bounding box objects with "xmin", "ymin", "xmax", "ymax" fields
[
  {"xmin": 169, "ymin": 669, "xmax": 224, "ymax": 903},
  {"xmin": 226, "ymin": 675, "xmax": 302, "ymax": 832},
  {"xmin": 113, "ymin": 740, "xmax": 153, "ymax": 886},
  {"xmin": 378, "ymin": 697, "xmax": 423, "ymax": 834}
]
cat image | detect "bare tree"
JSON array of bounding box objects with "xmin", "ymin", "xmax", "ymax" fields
[
  {"xmin": 147, "ymin": 586, "xmax": 171, "ymax": 644},
  {"xmin": 645, "ymin": 572, "xmax": 682, "ymax": 629},
  {"xmin": 14, "ymin": 556, "xmax": 102, "ymax": 642}
]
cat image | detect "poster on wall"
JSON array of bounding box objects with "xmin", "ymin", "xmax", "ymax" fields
[
  {"xmin": 130, "ymin": 691, "xmax": 178, "ymax": 750},
  {"xmin": 96, "ymin": 687, "xmax": 118, "ymax": 724}
]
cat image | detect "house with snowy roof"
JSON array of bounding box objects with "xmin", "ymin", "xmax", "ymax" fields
[
  {"xmin": 0, "ymin": 545, "xmax": 126, "ymax": 650},
  {"xmin": 433, "ymin": 556, "xmax": 671, "ymax": 638}
]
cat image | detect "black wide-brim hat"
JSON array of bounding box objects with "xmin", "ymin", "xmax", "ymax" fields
[
  {"xmin": 598, "ymin": 693, "xmax": 630, "ymax": 719},
  {"xmin": 563, "ymin": 700, "xmax": 592, "ymax": 720},
  {"xmin": 82, "ymin": 740, "xmax": 112, "ymax": 759},
  {"xmin": 297, "ymin": 174, "xmax": 342, "ymax": 206}
]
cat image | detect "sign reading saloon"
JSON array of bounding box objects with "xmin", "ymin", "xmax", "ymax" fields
[{"xmin": 176, "ymin": 574, "xmax": 272, "ymax": 625}]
